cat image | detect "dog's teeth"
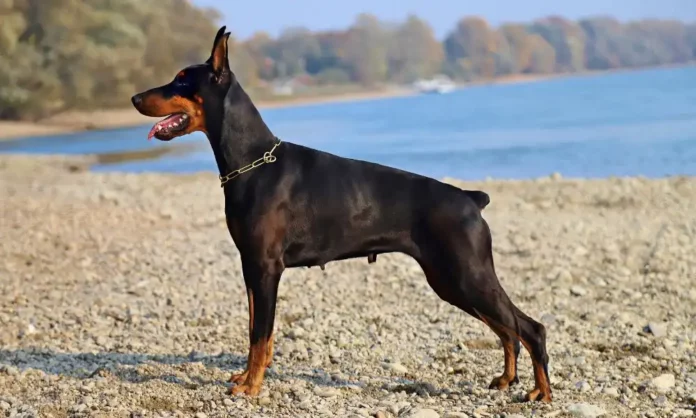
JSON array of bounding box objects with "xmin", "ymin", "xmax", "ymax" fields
[
  {"xmin": 173, "ymin": 123, "xmax": 178, "ymax": 127},
  {"xmin": 182, "ymin": 115, "xmax": 187, "ymax": 119}
]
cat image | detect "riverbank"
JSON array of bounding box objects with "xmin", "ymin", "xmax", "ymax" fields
[
  {"xmin": 1, "ymin": 154, "xmax": 694, "ymax": 417},
  {"xmin": 1, "ymin": 65, "xmax": 675, "ymax": 141},
  {"xmin": 0, "ymin": 86, "xmax": 413, "ymax": 141}
]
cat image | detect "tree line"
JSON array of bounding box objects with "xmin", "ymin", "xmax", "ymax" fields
[
  {"xmin": 238, "ymin": 14, "xmax": 696, "ymax": 86},
  {"xmin": 1, "ymin": 0, "xmax": 695, "ymax": 120}
]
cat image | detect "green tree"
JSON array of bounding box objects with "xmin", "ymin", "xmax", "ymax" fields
[
  {"xmin": 340, "ymin": 14, "xmax": 389, "ymax": 85},
  {"xmin": 527, "ymin": 34, "xmax": 557, "ymax": 74},
  {"xmin": 687, "ymin": 24, "xmax": 696, "ymax": 58},
  {"xmin": 0, "ymin": 0, "xmax": 219, "ymax": 120},
  {"xmin": 530, "ymin": 16, "xmax": 586, "ymax": 72},
  {"xmin": 265, "ymin": 27, "xmax": 321, "ymax": 78},
  {"xmin": 579, "ymin": 17, "xmax": 626, "ymax": 69},
  {"xmin": 623, "ymin": 20, "xmax": 693, "ymax": 66},
  {"xmin": 444, "ymin": 17, "xmax": 498, "ymax": 79},
  {"xmin": 307, "ymin": 31, "xmax": 348, "ymax": 79},
  {"xmin": 500, "ymin": 23, "xmax": 535, "ymax": 73},
  {"xmin": 3, "ymin": 6, "xmax": 696, "ymax": 120},
  {"xmin": 387, "ymin": 15, "xmax": 444, "ymax": 82},
  {"xmin": 242, "ymin": 32, "xmax": 275, "ymax": 81}
]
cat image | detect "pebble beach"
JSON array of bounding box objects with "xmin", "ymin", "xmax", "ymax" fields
[{"xmin": 1, "ymin": 154, "xmax": 695, "ymax": 418}]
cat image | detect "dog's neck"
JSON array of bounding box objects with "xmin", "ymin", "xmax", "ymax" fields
[{"xmin": 204, "ymin": 82, "xmax": 277, "ymax": 178}]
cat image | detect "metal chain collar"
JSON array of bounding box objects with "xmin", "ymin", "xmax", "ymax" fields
[{"xmin": 219, "ymin": 138, "xmax": 282, "ymax": 187}]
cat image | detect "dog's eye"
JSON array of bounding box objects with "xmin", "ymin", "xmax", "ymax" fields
[{"xmin": 174, "ymin": 77, "xmax": 189, "ymax": 88}]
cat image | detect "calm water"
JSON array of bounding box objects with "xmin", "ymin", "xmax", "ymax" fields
[{"xmin": 2, "ymin": 66, "xmax": 696, "ymax": 180}]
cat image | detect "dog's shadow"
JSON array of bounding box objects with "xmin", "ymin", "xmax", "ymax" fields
[
  {"xmin": 0, "ymin": 348, "xmax": 244, "ymax": 388},
  {"xmin": 0, "ymin": 348, "xmax": 421, "ymax": 393}
]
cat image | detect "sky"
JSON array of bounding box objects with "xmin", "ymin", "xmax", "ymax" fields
[{"xmin": 193, "ymin": 0, "xmax": 696, "ymax": 40}]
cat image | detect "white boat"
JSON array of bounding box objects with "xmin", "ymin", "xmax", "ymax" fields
[{"xmin": 413, "ymin": 75, "xmax": 456, "ymax": 94}]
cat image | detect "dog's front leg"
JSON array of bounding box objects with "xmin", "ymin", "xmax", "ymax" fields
[
  {"xmin": 230, "ymin": 258, "xmax": 283, "ymax": 396},
  {"xmin": 228, "ymin": 286, "xmax": 255, "ymax": 385}
]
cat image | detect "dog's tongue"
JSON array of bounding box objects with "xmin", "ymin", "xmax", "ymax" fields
[
  {"xmin": 147, "ymin": 114, "xmax": 182, "ymax": 140},
  {"xmin": 147, "ymin": 124, "xmax": 161, "ymax": 140}
]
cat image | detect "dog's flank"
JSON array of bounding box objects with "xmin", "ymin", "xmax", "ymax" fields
[{"xmin": 131, "ymin": 25, "xmax": 552, "ymax": 402}]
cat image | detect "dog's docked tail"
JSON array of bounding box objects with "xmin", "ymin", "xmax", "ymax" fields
[{"xmin": 463, "ymin": 190, "xmax": 490, "ymax": 210}]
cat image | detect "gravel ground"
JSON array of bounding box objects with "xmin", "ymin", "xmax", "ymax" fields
[{"xmin": 1, "ymin": 155, "xmax": 694, "ymax": 418}]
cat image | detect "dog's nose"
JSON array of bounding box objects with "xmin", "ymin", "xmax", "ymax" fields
[{"xmin": 131, "ymin": 94, "xmax": 142, "ymax": 107}]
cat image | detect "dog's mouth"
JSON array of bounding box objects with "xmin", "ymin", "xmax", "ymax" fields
[{"xmin": 148, "ymin": 113, "xmax": 190, "ymax": 141}]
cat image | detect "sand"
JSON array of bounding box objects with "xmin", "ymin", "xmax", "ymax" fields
[{"xmin": 0, "ymin": 154, "xmax": 694, "ymax": 418}]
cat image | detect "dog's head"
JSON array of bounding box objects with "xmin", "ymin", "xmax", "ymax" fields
[{"xmin": 131, "ymin": 26, "xmax": 234, "ymax": 141}]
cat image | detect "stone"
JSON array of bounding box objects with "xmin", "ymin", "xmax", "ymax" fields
[
  {"xmin": 653, "ymin": 395, "xmax": 667, "ymax": 407},
  {"xmin": 575, "ymin": 381, "xmax": 591, "ymax": 392},
  {"xmin": 602, "ymin": 387, "xmax": 619, "ymax": 397},
  {"xmin": 555, "ymin": 269, "xmax": 573, "ymax": 282},
  {"xmin": 406, "ymin": 409, "xmax": 440, "ymax": 418},
  {"xmin": 313, "ymin": 387, "xmax": 340, "ymax": 398},
  {"xmin": 19, "ymin": 323, "xmax": 37, "ymax": 338},
  {"xmin": 73, "ymin": 404, "xmax": 88, "ymax": 413},
  {"xmin": 288, "ymin": 328, "xmax": 306, "ymax": 339},
  {"xmin": 540, "ymin": 313, "xmax": 557, "ymax": 325},
  {"xmin": 386, "ymin": 363, "xmax": 408, "ymax": 375},
  {"xmin": 650, "ymin": 374, "xmax": 675, "ymax": 393},
  {"xmin": 570, "ymin": 286, "xmax": 587, "ymax": 296},
  {"xmin": 0, "ymin": 365, "xmax": 19, "ymax": 376},
  {"xmin": 647, "ymin": 322, "xmax": 668, "ymax": 338},
  {"xmin": 567, "ymin": 403, "xmax": 606, "ymax": 417}
]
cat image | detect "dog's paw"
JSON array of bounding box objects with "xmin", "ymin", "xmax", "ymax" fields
[
  {"xmin": 524, "ymin": 387, "xmax": 552, "ymax": 403},
  {"xmin": 229, "ymin": 370, "xmax": 248, "ymax": 384},
  {"xmin": 488, "ymin": 374, "xmax": 519, "ymax": 390},
  {"xmin": 229, "ymin": 382, "xmax": 262, "ymax": 397}
]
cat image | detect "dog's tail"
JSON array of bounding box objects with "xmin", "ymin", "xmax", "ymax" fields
[{"xmin": 463, "ymin": 190, "xmax": 490, "ymax": 210}]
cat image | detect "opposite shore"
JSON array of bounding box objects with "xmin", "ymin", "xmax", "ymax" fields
[{"xmin": 0, "ymin": 63, "xmax": 692, "ymax": 141}]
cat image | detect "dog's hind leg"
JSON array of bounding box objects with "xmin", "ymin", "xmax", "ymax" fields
[
  {"xmin": 483, "ymin": 321, "xmax": 521, "ymax": 390},
  {"xmin": 420, "ymin": 260, "xmax": 520, "ymax": 390},
  {"xmin": 417, "ymin": 212, "xmax": 551, "ymax": 402},
  {"xmin": 509, "ymin": 305, "xmax": 552, "ymax": 402}
]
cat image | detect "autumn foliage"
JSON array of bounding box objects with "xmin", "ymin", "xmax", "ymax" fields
[{"xmin": 1, "ymin": 1, "xmax": 695, "ymax": 120}]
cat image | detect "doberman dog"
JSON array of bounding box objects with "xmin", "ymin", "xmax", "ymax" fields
[{"xmin": 131, "ymin": 26, "xmax": 552, "ymax": 402}]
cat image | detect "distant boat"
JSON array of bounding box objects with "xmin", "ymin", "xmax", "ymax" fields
[{"xmin": 413, "ymin": 75, "xmax": 456, "ymax": 94}]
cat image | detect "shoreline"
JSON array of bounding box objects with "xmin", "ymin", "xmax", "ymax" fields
[
  {"xmin": 0, "ymin": 88, "xmax": 414, "ymax": 141},
  {"xmin": 0, "ymin": 63, "xmax": 692, "ymax": 141}
]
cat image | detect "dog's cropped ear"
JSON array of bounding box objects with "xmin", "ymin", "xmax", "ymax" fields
[{"xmin": 207, "ymin": 26, "xmax": 232, "ymax": 83}]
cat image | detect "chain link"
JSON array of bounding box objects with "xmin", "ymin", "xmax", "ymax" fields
[{"xmin": 219, "ymin": 138, "xmax": 282, "ymax": 187}]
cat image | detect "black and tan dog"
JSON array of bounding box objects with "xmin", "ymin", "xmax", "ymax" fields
[{"xmin": 131, "ymin": 26, "xmax": 552, "ymax": 402}]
